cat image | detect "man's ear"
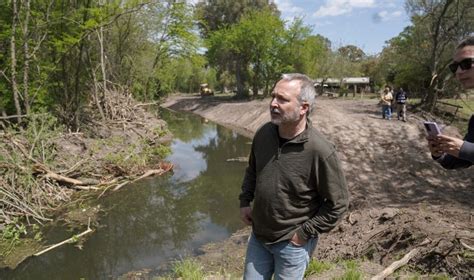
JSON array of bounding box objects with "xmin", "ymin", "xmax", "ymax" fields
[{"xmin": 300, "ymin": 102, "xmax": 309, "ymax": 116}]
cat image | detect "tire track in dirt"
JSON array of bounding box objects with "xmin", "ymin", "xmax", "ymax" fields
[{"xmin": 313, "ymin": 99, "xmax": 472, "ymax": 210}]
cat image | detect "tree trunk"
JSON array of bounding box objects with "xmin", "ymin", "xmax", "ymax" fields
[
  {"xmin": 71, "ymin": 0, "xmax": 91, "ymax": 129},
  {"xmin": 252, "ymin": 61, "xmax": 259, "ymax": 97},
  {"xmin": 425, "ymin": 73, "xmax": 439, "ymax": 112},
  {"xmin": 235, "ymin": 59, "xmax": 246, "ymax": 97},
  {"xmin": 97, "ymin": 26, "xmax": 108, "ymax": 117},
  {"xmin": 23, "ymin": 0, "xmax": 31, "ymax": 115},
  {"xmin": 11, "ymin": 0, "xmax": 22, "ymax": 123},
  {"xmin": 86, "ymin": 48, "xmax": 105, "ymax": 121},
  {"xmin": 423, "ymin": 0, "xmax": 454, "ymax": 112}
]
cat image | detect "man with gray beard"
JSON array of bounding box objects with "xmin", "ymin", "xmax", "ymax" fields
[{"xmin": 239, "ymin": 73, "xmax": 349, "ymax": 279}]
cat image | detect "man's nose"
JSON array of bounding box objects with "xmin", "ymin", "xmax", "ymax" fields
[{"xmin": 270, "ymin": 98, "xmax": 278, "ymax": 107}]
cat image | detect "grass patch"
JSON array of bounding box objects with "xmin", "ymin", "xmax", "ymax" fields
[
  {"xmin": 156, "ymin": 259, "xmax": 205, "ymax": 280},
  {"xmin": 438, "ymin": 98, "xmax": 474, "ymax": 119},
  {"xmin": 431, "ymin": 274, "xmax": 452, "ymax": 280},
  {"xmin": 305, "ymin": 259, "xmax": 333, "ymax": 277},
  {"xmin": 333, "ymin": 260, "xmax": 364, "ymax": 280}
]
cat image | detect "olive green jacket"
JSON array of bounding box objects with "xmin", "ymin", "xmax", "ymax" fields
[{"xmin": 239, "ymin": 121, "xmax": 349, "ymax": 244}]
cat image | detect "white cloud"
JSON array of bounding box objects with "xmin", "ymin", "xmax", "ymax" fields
[
  {"xmin": 372, "ymin": 10, "xmax": 403, "ymax": 22},
  {"xmin": 392, "ymin": 11, "xmax": 402, "ymax": 17},
  {"xmin": 274, "ymin": 0, "xmax": 304, "ymax": 14},
  {"xmin": 314, "ymin": 0, "xmax": 375, "ymax": 17},
  {"xmin": 314, "ymin": 20, "xmax": 332, "ymax": 27},
  {"xmin": 381, "ymin": 0, "xmax": 399, "ymax": 8}
]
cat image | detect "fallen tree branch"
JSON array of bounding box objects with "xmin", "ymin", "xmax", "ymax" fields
[
  {"xmin": 371, "ymin": 238, "xmax": 431, "ymax": 280},
  {"xmin": 371, "ymin": 248, "xmax": 419, "ymax": 280},
  {"xmin": 58, "ymin": 158, "xmax": 88, "ymax": 176},
  {"xmin": 97, "ymin": 178, "xmax": 121, "ymax": 199},
  {"xmin": 72, "ymin": 186, "xmax": 100, "ymax": 191},
  {"xmin": 34, "ymin": 219, "xmax": 93, "ymax": 257},
  {"xmin": 134, "ymin": 101, "xmax": 158, "ymax": 108},
  {"xmin": 460, "ymin": 239, "xmax": 474, "ymax": 251},
  {"xmin": 0, "ymin": 114, "xmax": 29, "ymax": 120},
  {"xmin": 34, "ymin": 164, "xmax": 85, "ymax": 185},
  {"xmin": 113, "ymin": 164, "xmax": 173, "ymax": 192}
]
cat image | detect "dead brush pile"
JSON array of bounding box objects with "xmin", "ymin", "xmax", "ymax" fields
[
  {"xmin": 0, "ymin": 89, "xmax": 173, "ymax": 229},
  {"xmin": 316, "ymin": 207, "xmax": 474, "ymax": 278}
]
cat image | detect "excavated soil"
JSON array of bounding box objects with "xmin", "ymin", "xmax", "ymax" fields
[{"xmin": 161, "ymin": 95, "xmax": 473, "ymax": 278}]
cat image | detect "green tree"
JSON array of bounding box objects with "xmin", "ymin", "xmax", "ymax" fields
[
  {"xmin": 195, "ymin": 0, "xmax": 278, "ymax": 38},
  {"xmin": 290, "ymin": 34, "xmax": 331, "ymax": 78},
  {"xmin": 207, "ymin": 10, "xmax": 318, "ymax": 97},
  {"xmin": 338, "ymin": 45, "xmax": 366, "ymax": 62},
  {"xmin": 197, "ymin": 0, "xmax": 278, "ymax": 96},
  {"xmin": 136, "ymin": 1, "xmax": 199, "ymax": 99},
  {"xmin": 232, "ymin": 9, "xmax": 288, "ymax": 96},
  {"xmin": 400, "ymin": 0, "xmax": 473, "ymax": 108}
]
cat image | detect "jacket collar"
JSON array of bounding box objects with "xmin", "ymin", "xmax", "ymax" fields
[{"xmin": 272, "ymin": 117, "xmax": 311, "ymax": 144}]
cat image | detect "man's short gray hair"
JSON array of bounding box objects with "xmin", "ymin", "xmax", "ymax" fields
[
  {"xmin": 456, "ymin": 36, "xmax": 474, "ymax": 49},
  {"xmin": 280, "ymin": 73, "xmax": 316, "ymax": 116}
]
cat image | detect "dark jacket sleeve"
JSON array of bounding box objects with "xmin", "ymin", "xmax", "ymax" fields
[
  {"xmin": 297, "ymin": 151, "xmax": 349, "ymax": 239},
  {"xmin": 437, "ymin": 153, "xmax": 472, "ymax": 169},
  {"xmin": 459, "ymin": 141, "xmax": 474, "ymax": 163},
  {"xmin": 239, "ymin": 142, "xmax": 256, "ymax": 207},
  {"xmin": 437, "ymin": 115, "xmax": 474, "ymax": 169}
]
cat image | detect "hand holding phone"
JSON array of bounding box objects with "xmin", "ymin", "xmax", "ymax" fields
[{"xmin": 423, "ymin": 121, "xmax": 441, "ymax": 136}]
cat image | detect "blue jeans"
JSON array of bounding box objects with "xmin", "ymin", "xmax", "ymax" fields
[
  {"xmin": 382, "ymin": 105, "xmax": 392, "ymax": 119},
  {"xmin": 243, "ymin": 232, "xmax": 318, "ymax": 280}
]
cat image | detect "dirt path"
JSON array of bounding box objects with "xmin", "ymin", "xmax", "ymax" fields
[{"xmin": 162, "ymin": 95, "xmax": 473, "ymax": 278}]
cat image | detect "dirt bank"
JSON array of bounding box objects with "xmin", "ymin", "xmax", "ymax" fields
[{"xmin": 162, "ymin": 94, "xmax": 473, "ymax": 278}]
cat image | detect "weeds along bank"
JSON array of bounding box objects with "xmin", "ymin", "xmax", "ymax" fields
[{"xmin": 0, "ymin": 91, "xmax": 173, "ymax": 269}]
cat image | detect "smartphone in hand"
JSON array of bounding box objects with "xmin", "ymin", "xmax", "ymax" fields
[{"xmin": 423, "ymin": 121, "xmax": 441, "ymax": 136}]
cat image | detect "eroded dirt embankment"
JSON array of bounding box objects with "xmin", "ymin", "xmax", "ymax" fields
[{"xmin": 162, "ymin": 95, "xmax": 473, "ymax": 278}]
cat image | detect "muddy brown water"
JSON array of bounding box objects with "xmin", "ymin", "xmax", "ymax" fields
[{"xmin": 1, "ymin": 109, "xmax": 250, "ymax": 279}]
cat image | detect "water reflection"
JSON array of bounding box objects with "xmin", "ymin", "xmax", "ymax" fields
[
  {"xmin": 1, "ymin": 108, "xmax": 251, "ymax": 279},
  {"xmin": 167, "ymin": 128, "xmax": 217, "ymax": 183}
]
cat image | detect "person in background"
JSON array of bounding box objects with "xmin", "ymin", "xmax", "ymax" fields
[
  {"xmin": 427, "ymin": 36, "xmax": 474, "ymax": 169},
  {"xmin": 395, "ymin": 87, "xmax": 408, "ymax": 122},
  {"xmin": 239, "ymin": 73, "xmax": 349, "ymax": 279},
  {"xmin": 381, "ymin": 85, "xmax": 393, "ymax": 120}
]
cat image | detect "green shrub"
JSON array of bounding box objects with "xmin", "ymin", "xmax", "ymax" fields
[
  {"xmin": 1, "ymin": 220, "xmax": 27, "ymax": 256},
  {"xmin": 333, "ymin": 260, "xmax": 363, "ymax": 280},
  {"xmin": 171, "ymin": 259, "xmax": 205, "ymax": 280},
  {"xmin": 305, "ymin": 259, "xmax": 333, "ymax": 277},
  {"xmin": 24, "ymin": 112, "xmax": 63, "ymax": 164}
]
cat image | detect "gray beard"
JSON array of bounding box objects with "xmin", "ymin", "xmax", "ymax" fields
[{"xmin": 270, "ymin": 108, "xmax": 300, "ymax": 125}]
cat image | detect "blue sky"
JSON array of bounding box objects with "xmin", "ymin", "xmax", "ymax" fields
[{"xmin": 274, "ymin": 0, "xmax": 411, "ymax": 55}]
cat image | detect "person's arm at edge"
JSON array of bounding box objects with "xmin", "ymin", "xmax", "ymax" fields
[
  {"xmin": 458, "ymin": 115, "xmax": 474, "ymax": 163},
  {"xmin": 458, "ymin": 141, "xmax": 474, "ymax": 163},
  {"xmin": 434, "ymin": 116, "xmax": 474, "ymax": 169}
]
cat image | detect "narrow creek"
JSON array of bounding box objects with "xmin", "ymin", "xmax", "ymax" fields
[{"xmin": 1, "ymin": 109, "xmax": 251, "ymax": 279}]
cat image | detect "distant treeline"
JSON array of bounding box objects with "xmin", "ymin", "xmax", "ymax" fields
[{"xmin": 0, "ymin": 0, "xmax": 472, "ymax": 128}]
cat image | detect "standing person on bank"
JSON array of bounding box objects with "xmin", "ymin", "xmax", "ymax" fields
[
  {"xmin": 239, "ymin": 73, "xmax": 349, "ymax": 280},
  {"xmin": 395, "ymin": 87, "xmax": 408, "ymax": 122},
  {"xmin": 427, "ymin": 36, "xmax": 474, "ymax": 169},
  {"xmin": 381, "ymin": 85, "xmax": 393, "ymax": 120}
]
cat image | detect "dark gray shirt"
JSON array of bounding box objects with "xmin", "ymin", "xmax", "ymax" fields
[{"xmin": 239, "ymin": 121, "xmax": 349, "ymax": 244}]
